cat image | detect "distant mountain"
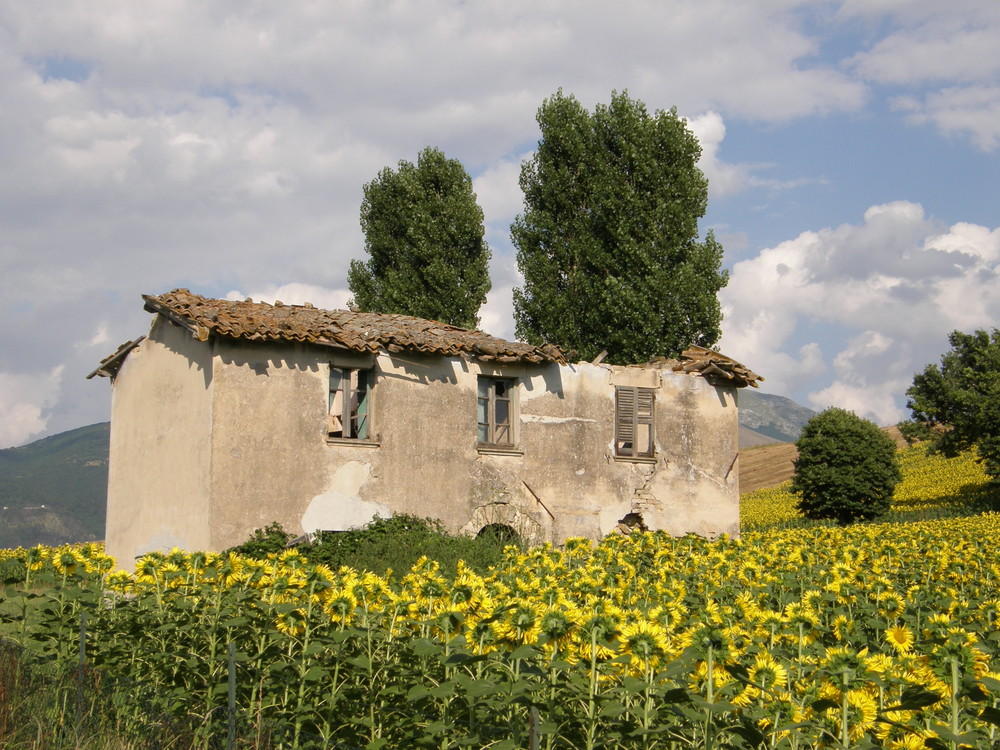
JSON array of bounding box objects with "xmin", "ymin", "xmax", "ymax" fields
[
  {"xmin": 0, "ymin": 422, "xmax": 109, "ymax": 548},
  {"xmin": 738, "ymin": 391, "xmax": 817, "ymax": 445}
]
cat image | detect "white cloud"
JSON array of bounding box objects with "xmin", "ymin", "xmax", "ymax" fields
[
  {"xmin": 807, "ymin": 332, "xmax": 912, "ymax": 425},
  {"xmin": 720, "ymin": 202, "xmax": 1000, "ymax": 423},
  {"xmin": 80, "ymin": 324, "xmax": 110, "ymax": 349},
  {"xmin": 845, "ymin": 1, "xmax": 1000, "ymax": 150},
  {"xmin": 0, "ymin": 1, "xmax": 993, "ymax": 444},
  {"xmin": 479, "ymin": 284, "xmax": 516, "ymax": 341},
  {"xmin": 686, "ymin": 112, "xmax": 756, "ymax": 197},
  {"xmin": 687, "ymin": 111, "xmax": 819, "ymax": 198},
  {"xmin": 473, "ymin": 155, "xmax": 528, "ymax": 228},
  {"xmin": 225, "ymin": 283, "xmax": 352, "ymax": 312},
  {"xmin": 893, "ymin": 86, "xmax": 1000, "ymax": 152},
  {"xmin": 0, "ymin": 366, "xmax": 64, "ymax": 448}
]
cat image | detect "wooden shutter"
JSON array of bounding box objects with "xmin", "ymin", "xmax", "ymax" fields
[{"xmin": 616, "ymin": 386, "xmax": 655, "ymax": 458}]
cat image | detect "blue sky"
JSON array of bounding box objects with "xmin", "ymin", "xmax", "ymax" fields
[{"xmin": 0, "ymin": 0, "xmax": 998, "ymax": 446}]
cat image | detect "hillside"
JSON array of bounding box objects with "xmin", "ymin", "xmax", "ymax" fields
[
  {"xmin": 0, "ymin": 422, "xmax": 109, "ymax": 548},
  {"xmin": 738, "ymin": 390, "xmax": 816, "ymax": 443}
]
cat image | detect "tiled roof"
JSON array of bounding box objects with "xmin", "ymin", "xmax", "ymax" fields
[
  {"xmin": 669, "ymin": 346, "xmax": 764, "ymax": 389},
  {"xmin": 140, "ymin": 289, "xmax": 568, "ymax": 364}
]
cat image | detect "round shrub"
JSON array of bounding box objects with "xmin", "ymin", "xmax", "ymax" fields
[{"xmin": 792, "ymin": 407, "xmax": 901, "ymax": 524}]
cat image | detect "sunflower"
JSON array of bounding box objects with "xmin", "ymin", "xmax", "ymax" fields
[
  {"xmin": 52, "ymin": 549, "xmax": 82, "ymax": 576},
  {"xmin": 886, "ymin": 734, "xmax": 928, "ymax": 750},
  {"xmin": 431, "ymin": 607, "xmax": 466, "ymax": 638},
  {"xmin": 494, "ymin": 602, "xmax": 542, "ymax": 646},
  {"xmin": 275, "ymin": 608, "xmax": 306, "ymax": 637},
  {"xmin": 539, "ymin": 603, "xmax": 580, "ymax": 648},
  {"xmin": 324, "ymin": 588, "xmax": 359, "ymax": 624},
  {"xmin": 618, "ymin": 620, "xmax": 668, "ymax": 671},
  {"xmin": 748, "ymin": 653, "xmax": 789, "ymax": 692},
  {"xmin": 885, "ymin": 624, "xmax": 915, "ymax": 654},
  {"xmin": 878, "ymin": 591, "xmax": 906, "ymax": 618},
  {"xmin": 577, "ymin": 611, "xmax": 621, "ymax": 662}
]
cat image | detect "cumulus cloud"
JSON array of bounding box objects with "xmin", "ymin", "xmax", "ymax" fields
[
  {"xmin": 686, "ymin": 112, "xmax": 757, "ymax": 197},
  {"xmin": 0, "ymin": 367, "xmax": 64, "ymax": 448},
  {"xmin": 473, "ymin": 155, "xmax": 528, "ymax": 229},
  {"xmin": 845, "ymin": 1, "xmax": 1000, "ymax": 150},
  {"xmin": 893, "ymin": 86, "xmax": 1000, "ymax": 152},
  {"xmin": 479, "ymin": 284, "xmax": 517, "ymax": 341},
  {"xmin": 719, "ymin": 202, "xmax": 1000, "ymax": 424},
  {"xmin": 0, "ymin": 1, "xmax": 992, "ymax": 444}
]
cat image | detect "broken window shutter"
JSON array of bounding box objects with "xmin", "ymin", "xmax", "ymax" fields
[
  {"xmin": 355, "ymin": 370, "xmax": 370, "ymax": 440},
  {"xmin": 616, "ymin": 387, "xmax": 637, "ymax": 454},
  {"xmin": 637, "ymin": 387, "xmax": 654, "ymax": 423},
  {"xmin": 616, "ymin": 386, "xmax": 654, "ymax": 458}
]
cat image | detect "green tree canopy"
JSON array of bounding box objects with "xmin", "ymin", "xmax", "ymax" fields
[
  {"xmin": 348, "ymin": 147, "xmax": 491, "ymax": 330},
  {"xmin": 906, "ymin": 328, "xmax": 1000, "ymax": 482},
  {"xmin": 792, "ymin": 407, "xmax": 901, "ymax": 524},
  {"xmin": 511, "ymin": 90, "xmax": 727, "ymax": 363}
]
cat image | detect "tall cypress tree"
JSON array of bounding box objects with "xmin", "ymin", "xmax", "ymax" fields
[
  {"xmin": 512, "ymin": 90, "xmax": 727, "ymax": 363},
  {"xmin": 349, "ymin": 147, "xmax": 491, "ymax": 330}
]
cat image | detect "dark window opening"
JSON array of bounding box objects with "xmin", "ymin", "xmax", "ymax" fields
[{"xmin": 476, "ymin": 523, "xmax": 520, "ymax": 545}]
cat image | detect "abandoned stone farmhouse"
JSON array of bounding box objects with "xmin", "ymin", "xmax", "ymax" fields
[{"xmin": 89, "ymin": 289, "xmax": 761, "ymax": 564}]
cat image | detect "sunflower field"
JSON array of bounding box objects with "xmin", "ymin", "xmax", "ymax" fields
[{"xmin": 2, "ymin": 443, "xmax": 1000, "ymax": 749}]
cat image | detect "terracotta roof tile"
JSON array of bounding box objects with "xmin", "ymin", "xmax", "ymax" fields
[
  {"xmin": 647, "ymin": 345, "xmax": 763, "ymax": 389},
  {"xmin": 141, "ymin": 289, "xmax": 568, "ymax": 364}
]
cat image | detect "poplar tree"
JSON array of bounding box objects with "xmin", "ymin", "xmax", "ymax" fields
[
  {"xmin": 512, "ymin": 90, "xmax": 727, "ymax": 363},
  {"xmin": 349, "ymin": 147, "xmax": 491, "ymax": 330}
]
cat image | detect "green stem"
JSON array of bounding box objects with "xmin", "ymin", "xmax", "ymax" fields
[{"xmin": 840, "ymin": 669, "xmax": 850, "ymax": 750}]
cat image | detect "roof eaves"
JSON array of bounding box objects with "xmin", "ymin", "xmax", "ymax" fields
[{"xmin": 85, "ymin": 337, "xmax": 146, "ymax": 380}]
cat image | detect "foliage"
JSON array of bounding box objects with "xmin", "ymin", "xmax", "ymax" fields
[
  {"xmin": 907, "ymin": 328, "xmax": 1000, "ymax": 483},
  {"xmin": 792, "ymin": 408, "xmax": 901, "ymax": 524},
  {"xmin": 300, "ymin": 514, "xmax": 512, "ymax": 577},
  {"xmin": 897, "ymin": 418, "xmax": 935, "ymax": 445},
  {"xmin": 227, "ymin": 515, "xmax": 513, "ymax": 578},
  {"xmin": 348, "ymin": 146, "xmax": 491, "ymax": 330},
  {"xmin": 511, "ymin": 90, "xmax": 727, "ymax": 364},
  {"xmin": 225, "ymin": 521, "xmax": 292, "ymax": 558}
]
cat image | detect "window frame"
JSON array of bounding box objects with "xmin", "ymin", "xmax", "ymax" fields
[
  {"xmin": 614, "ymin": 385, "xmax": 656, "ymax": 460},
  {"xmin": 328, "ymin": 365, "xmax": 374, "ymax": 442},
  {"xmin": 477, "ymin": 376, "xmax": 518, "ymax": 450}
]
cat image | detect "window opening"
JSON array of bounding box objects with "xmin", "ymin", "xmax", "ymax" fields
[
  {"xmin": 615, "ymin": 386, "xmax": 654, "ymax": 458},
  {"xmin": 329, "ymin": 367, "xmax": 371, "ymax": 440},
  {"xmin": 478, "ymin": 377, "xmax": 515, "ymax": 447}
]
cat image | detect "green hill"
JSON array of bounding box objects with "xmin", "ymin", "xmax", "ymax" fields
[{"xmin": 0, "ymin": 422, "xmax": 109, "ymax": 548}]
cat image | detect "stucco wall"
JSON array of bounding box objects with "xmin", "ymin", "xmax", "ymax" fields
[
  {"xmin": 308, "ymin": 354, "xmax": 740, "ymax": 545},
  {"xmin": 105, "ymin": 317, "xmax": 214, "ymax": 564},
  {"xmin": 206, "ymin": 340, "xmax": 336, "ymax": 550},
  {"xmin": 105, "ymin": 325, "xmax": 742, "ymax": 561}
]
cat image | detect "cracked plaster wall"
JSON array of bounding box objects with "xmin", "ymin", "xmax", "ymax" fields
[{"xmin": 106, "ymin": 331, "xmax": 742, "ymax": 560}]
